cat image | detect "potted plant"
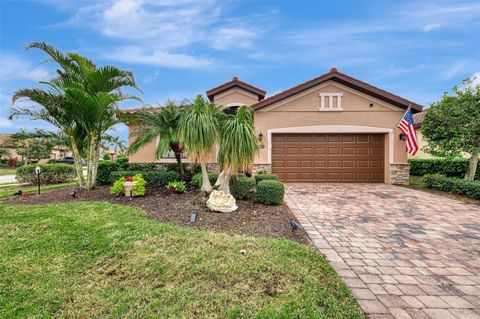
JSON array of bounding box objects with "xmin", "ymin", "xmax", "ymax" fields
[
  {"xmin": 122, "ymin": 176, "xmax": 137, "ymax": 197},
  {"xmin": 166, "ymin": 180, "xmax": 186, "ymax": 194}
]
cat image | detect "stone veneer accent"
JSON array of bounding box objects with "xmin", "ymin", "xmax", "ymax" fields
[
  {"xmin": 389, "ymin": 163, "xmax": 410, "ymax": 185},
  {"xmin": 252, "ymin": 164, "xmax": 272, "ymax": 174}
]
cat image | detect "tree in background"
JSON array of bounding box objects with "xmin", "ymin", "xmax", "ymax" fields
[
  {"xmin": 128, "ymin": 102, "xmax": 186, "ymax": 176},
  {"xmin": 214, "ymin": 106, "xmax": 259, "ymax": 194},
  {"xmin": 422, "ymin": 76, "xmax": 480, "ymax": 180},
  {"xmin": 15, "ymin": 138, "xmax": 53, "ymax": 163},
  {"xmin": 11, "ymin": 42, "xmax": 141, "ymax": 189},
  {"xmin": 0, "ymin": 149, "xmax": 11, "ymax": 160},
  {"xmin": 179, "ymin": 95, "xmax": 224, "ymax": 193}
]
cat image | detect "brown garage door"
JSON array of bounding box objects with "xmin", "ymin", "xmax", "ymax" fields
[{"xmin": 271, "ymin": 133, "xmax": 385, "ymax": 182}]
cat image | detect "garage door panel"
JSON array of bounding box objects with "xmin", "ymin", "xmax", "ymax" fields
[{"xmin": 272, "ymin": 133, "xmax": 384, "ymax": 182}]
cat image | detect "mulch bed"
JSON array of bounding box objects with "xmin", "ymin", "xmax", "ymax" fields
[{"xmin": 2, "ymin": 186, "xmax": 311, "ymax": 245}]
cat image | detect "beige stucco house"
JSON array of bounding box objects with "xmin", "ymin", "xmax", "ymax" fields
[{"xmin": 124, "ymin": 68, "xmax": 423, "ymax": 185}]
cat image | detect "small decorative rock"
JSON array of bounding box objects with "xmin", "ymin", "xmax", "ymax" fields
[{"xmin": 206, "ymin": 190, "xmax": 238, "ymax": 213}]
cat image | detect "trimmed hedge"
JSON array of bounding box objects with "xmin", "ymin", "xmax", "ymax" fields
[
  {"xmin": 408, "ymin": 158, "xmax": 479, "ymax": 179},
  {"xmin": 230, "ymin": 176, "xmax": 256, "ymax": 199},
  {"xmin": 255, "ymin": 180, "xmax": 284, "ymax": 205},
  {"xmin": 16, "ymin": 164, "xmax": 76, "ymax": 184},
  {"xmin": 96, "ymin": 162, "xmax": 160, "ymax": 185},
  {"xmin": 254, "ymin": 173, "xmax": 279, "ymax": 184},
  {"xmin": 110, "ymin": 170, "xmax": 179, "ymax": 187},
  {"xmin": 191, "ymin": 172, "xmax": 219, "ymax": 188},
  {"xmin": 424, "ymin": 174, "xmax": 480, "ymax": 200}
]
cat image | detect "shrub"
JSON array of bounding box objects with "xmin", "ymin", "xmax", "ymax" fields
[
  {"xmin": 110, "ymin": 173, "xmax": 147, "ymax": 196},
  {"xmin": 102, "ymin": 153, "xmax": 111, "ymax": 160},
  {"xmin": 424, "ymin": 174, "xmax": 480, "ymax": 200},
  {"xmin": 8, "ymin": 157, "xmax": 18, "ymax": 168},
  {"xmin": 96, "ymin": 161, "xmax": 120, "ymax": 185},
  {"xmin": 132, "ymin": 173, "xmax": 146, "ymax": 196},
  {"xmin": 254, "ymin": 173, "xmax": 279, "ymax": 184},
  {"xmin": 191, "ymin": 172, "xmax": 219, "ymax": 188},
  {"xmin": 255, "ymin": 180, "xmax": 284, "ymax": 205},
  {"xmin": 142, "ymin": 170, "xmax": 179, "ymax": 187},
  {"xmin": 110, "ymin": 177, "xmax": 125, "ymax": 196},
  {"xmin": 166, "ymin": 180, "xmax": 187, "ymax": 193},
  {"xmin": 16, "ymin": 164, "xmax": 76, "ymax": 184},
  {"xmin": 230, "ymin": 175, "xmax": 256, "ymax": 199},
  {"xmin": 110, "ymin": 170, "xmax": 179, "ymax": 188},
  {"xmin": 116, "ymin": 155, "xmax": 128, "ymax": 164},
  {"xmin": 408, "ymin": 158, "xmax": 479, "ymax": 179}
]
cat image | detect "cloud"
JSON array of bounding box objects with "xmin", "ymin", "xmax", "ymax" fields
[
  {"xmin": 211, "ymin": 26, "xmax": 260, "ymax": 50},
  {"xmin": 102, "ymin": 46, "xmax": 214, "ymax": 68},
  {"xmin": 422, "ymin": 23, "xmax": 443, "ymax": 32},
  {"xmin": 49, "ymin": 0, "xmax": 266, "ymax": 68},
  {"xmin": 0, "ymin": 52, "xmax": 50, "ymax": 82}
]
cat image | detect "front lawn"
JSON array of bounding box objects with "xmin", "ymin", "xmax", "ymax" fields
[
  {"xmin": 0, "ymin": 169, "xmax": 16, "ymax": 176},
  {"xmin": 0, "ymin": 202, "xmax": 365, "ymax": 318},
  {"xmin": 0, "ymin": 182, "xmax": 77, "ymax": 199}
]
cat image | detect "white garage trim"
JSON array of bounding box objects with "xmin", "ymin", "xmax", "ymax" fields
[{"xmin": 266, "ymin": 125, "xmax": 394, "ymax": 164}]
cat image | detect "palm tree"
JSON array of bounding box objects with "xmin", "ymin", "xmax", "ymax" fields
[
  {"xmin": 128, "ymin": 103, "xmax": 186, "ymax": 176},
  {"xmin": 0, "ymin": 149, "xmax": 11, "ymax": 160},
  {"xmin": 179, "ymin": 95, "xmax": 223, "ymax": 193},
  {"xmin": 215, "ymin": 106, "xmax": 259, "ymax": 194},
  {"xmin": 11, "ymin": 42, "xmax": 141, "ymax": 189}
]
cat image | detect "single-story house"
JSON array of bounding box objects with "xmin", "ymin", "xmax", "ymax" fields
[{"xmin": 124, "ymin": 68, "xmax": 423, "ymax": 185}]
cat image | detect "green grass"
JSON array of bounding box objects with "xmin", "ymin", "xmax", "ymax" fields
[
  {"xmin": 0, "ymin": 202, "xmax": 365, "ymax": 318},
  {"xmin": 0, "ymin": 182, "xmax": 77, "ymax": 199},
  {"xmin": 0, "ymin": 169, "xmax": 16, "ymax": 176},
  {"xmin": 409, "ymin": 177, "xmax": 425, "ymax": 186}
]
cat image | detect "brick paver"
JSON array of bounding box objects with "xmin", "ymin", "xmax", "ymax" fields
[{"xmin": 285, "ymin": 183, "xmax": 480, "ymax": 318}]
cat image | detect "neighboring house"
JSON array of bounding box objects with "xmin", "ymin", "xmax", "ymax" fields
[
  {"xmin": 0, "ymin": 133, "xmax": 71, "ymax": 163},
  {"xmin": 124, "ymin": 68, "xmax": 423, "ymax": 185}
]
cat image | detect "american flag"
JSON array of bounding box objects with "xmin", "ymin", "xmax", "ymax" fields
[{"xmin": 397, "ymin": 107, "xmax": 419, "ymax": 156}]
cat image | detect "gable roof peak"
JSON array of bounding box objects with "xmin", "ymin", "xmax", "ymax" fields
[
  {"xmin": 206, "ymin": 76, "xmax": 266, "ymax": 102},
  {"xmin": 251, "ymin": 68, "xmax": 422, "ymax": 112}
]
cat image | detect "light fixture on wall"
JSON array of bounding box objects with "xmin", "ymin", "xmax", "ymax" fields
[
  {"xmin": 258, "ymin": 132, "xmax": 264, "ymax": 142},
  {"xmin": 399, "ymin": 133, "xmax": 406, "ymax": 141}
]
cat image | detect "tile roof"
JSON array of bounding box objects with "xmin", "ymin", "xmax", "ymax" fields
[
  {"xmin": 205, "ymin": 76, "xmax": 266, "ymax": 102},
  {"xmin": 251, "ymin": 68, "xmax": 423, "ymax": 112}
]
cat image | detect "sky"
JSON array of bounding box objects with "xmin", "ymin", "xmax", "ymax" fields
[{"xmin": 0, "ymin": 0, "xmax": 479, "ymax": 143}]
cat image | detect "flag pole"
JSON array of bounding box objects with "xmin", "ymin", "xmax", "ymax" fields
[{"xmin": 395, "ymin": 104, "xmax": 412, "ymax": 127}]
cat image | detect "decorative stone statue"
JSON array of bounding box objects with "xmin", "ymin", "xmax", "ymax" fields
[{"xmin": 206, "ymin": 190, "xmax": 238, "ymax": 213}]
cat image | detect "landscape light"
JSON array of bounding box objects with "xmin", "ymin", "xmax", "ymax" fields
[
  {"xmin": 69, "ymin": 191, "xmax": 77, "ymax": 198},
  {"xmin": 190, "ymin": 211, "xmax": 198, "ymax": 223},
  {"xmin": 35, "ymin": 166, "xmax": 41, "ymax": 194},
  {"xmin": 290, "ymin": 220, "xmax": 304, "ymax": 232}
]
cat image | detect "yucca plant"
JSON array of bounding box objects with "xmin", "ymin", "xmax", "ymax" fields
[{"xmin": 215, "ymin": 106, "xmax": 259, "ymax": 194}]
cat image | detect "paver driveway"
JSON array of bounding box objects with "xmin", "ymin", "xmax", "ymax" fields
[{"xmin": 285, "ymin": 183, "xmax": 480, "ymax": 319}]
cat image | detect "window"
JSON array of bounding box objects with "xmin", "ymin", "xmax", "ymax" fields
[
  {"xmin": 319, "ymin": 93, "xmax": 343, "ymax": 111},
  {"xmin": 161, "ymin": 149, "xmax": 186, "ymax": 159},
  {"xmin": 223, "ymin": 105, "xmax": 240, "ymax": 115}
]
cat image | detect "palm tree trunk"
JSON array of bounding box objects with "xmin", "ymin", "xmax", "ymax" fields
[
  {"xmin": 200, "ymin": 162, "xmax": 213, "ymax": 193},
  {"xmin": 174, "ymin": 152, "xmax": 185, "ymax": 177},
  {"xmin": 92, "ymin": 139, "xmax": 101, "ymax": 188},
  {"xmin": 85, "ymin": 135, "xmax": 96, "ymax": 190},
  {"xmin": 214, "ymin": 170, "xmax": 226, "ymax": 188},
  {"xmin": 217, "ymin": 168, "xmax": 231, "ymax": 194},
  {"xmin": 465, "ymin": 153, "xmax": 479, "ymax": 180},
  {"xmin": 69, "ymin": 137, "xmax": 85, "ymax": 189}
]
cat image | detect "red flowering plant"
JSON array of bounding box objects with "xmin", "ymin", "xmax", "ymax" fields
[
  {"xmin": 8, "ymin": 157, "xmax": 18, "ymax": 168},
  {"xmin": 125, "ymin": 176, "xmax": 133, "ymax": 182}
]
